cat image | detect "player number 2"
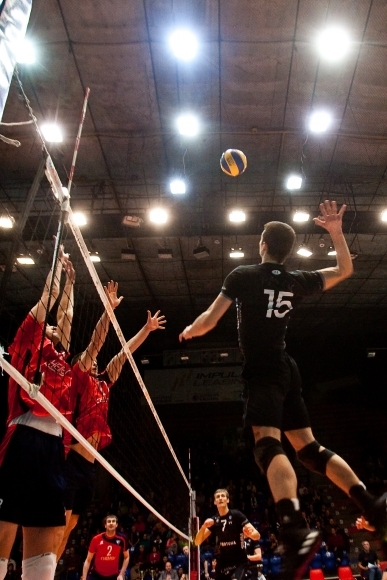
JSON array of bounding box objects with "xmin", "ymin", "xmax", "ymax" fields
[
  {"xmin": 264, "ymin": 289, "xmax": 294, "ymax": 318},
  {"xmin": 107, "ymin": 545, "xmax": 113, "ymax": 556}
]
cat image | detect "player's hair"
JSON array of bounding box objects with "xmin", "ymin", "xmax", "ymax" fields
[
  {"xmin": 262, "ymin": 221, "xmax": 296, "ymax": 263},
  {"xmin": 103, "ymin": 514, "xmax": 118, "ymax": 525},
  {"xmin": 213, "ymin": 488, "xmax": 229, "ymax": 499}
]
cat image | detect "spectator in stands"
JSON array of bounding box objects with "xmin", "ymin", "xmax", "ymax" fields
[
  {"xmin": 159, "ymin": 561, "xmax": 179, "ymax": 580},
  {"xmin": 177, "ymin": 566, "xmax": 187, "ymax": 580},
  {"xmin": 5, "ymin": 562, "xmax": 17, "ymax": 580},
  {"xmin": 326, "ymin": 527, "xmax": 345, "ymax": 562},
  {"xmin": 358, "ymin": 541, "xmax": 382, "ymax": 580},
  {"xmin": 149, "ymin": 546, "xmax": 161, "ymax": 567},
  {"xmin": 63, "ymin": 546, "xmax": 80, "ymax": 580},
  {"xmin": 204, "ymin": 558, "xmax": 217, "ymax": 580},
  {"xmin": 165, "ymin": 534, "xmax": 178, "ymax": 556}
]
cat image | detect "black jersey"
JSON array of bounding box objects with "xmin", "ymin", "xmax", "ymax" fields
[
  {"xmin": 209, "ymin": 509, "xmax": 249, "ymax": 571},
  {"xmin": 221, "ymin": 263, "xmax": 324, "ymax": 359}
]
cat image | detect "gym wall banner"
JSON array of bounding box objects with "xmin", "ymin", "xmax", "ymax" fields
[{"xmin": 144, "ymin": 366, "xmax": 243, "ymax": 405}]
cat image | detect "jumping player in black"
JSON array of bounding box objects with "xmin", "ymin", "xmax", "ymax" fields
[
  {"xmin": 195, "ymin": 489, "xmax": 261, "ymax": 580},
  {"xmin": 180, "ymin": 201, "xmax": 387, "ymax": 580}
]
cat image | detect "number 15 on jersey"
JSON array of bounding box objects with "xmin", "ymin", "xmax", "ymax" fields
[{"xmin": 264, "ymin": 289, "xmax": 294, "ymax": 318}]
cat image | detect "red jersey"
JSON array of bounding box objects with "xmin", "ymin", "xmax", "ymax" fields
[
  {"xmin": 7, "ymin": 313, "xmax": 72, "ymax": 422},
  {"xmin": 72, "ymin": 362, "xmax": 113, "ymax": 450},
  {"xmin": 89, "ymin": 532, "xmax": 126, "ymax": 576}
]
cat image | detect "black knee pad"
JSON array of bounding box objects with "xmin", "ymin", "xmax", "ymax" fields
[
  {"xmin": 253, "ymin": 436, "xmax": 286, "ymax": 475},
  {"xmin": 296, "ymin": 440, "xmax": 335, "ymax": 475}
]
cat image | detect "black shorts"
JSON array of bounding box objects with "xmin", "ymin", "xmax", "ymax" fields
[
  {"xmin": 64, "ymin": 449, "xmax": 95, "ymax": 515},
  {"xmin": 0, "ymin": 424, "xmax": 66, "ymax": 527},
  {"xmin": 89, "ymin": 572, "xmax": 118, "ymax": 580},
  {"xmin": 242, "ymin": 351, "xmax": 311, "ymax": 431}
]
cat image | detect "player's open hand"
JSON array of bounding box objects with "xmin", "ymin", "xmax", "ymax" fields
[
  {"xmin": 104, "ymin": 280, "xmax": 124, "ymax": 310},
  {"xmin": 179, "ymin": 325, "xmax": 193, "ymax": 342},
  {"xmin": 313, "ymin": 200, "xmax": 346, "ymax": 234},
  {"xmin": 146, "ymin": 310, "xmax": 166, "ymax": 331},
  {"xmin": 55, "ymin": 236, "xmax": 69, "ymax": 264},
  {"xmin": 203, "ymin": 518, "xmax": 215, "ymax": 529}
]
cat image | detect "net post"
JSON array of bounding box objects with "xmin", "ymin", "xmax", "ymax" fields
[{"xmin": 190, "ymin": 488, "xmax": 200, "ymax": 580}]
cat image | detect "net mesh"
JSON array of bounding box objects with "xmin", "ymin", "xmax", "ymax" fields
[{"xmin": 0, "ymin": 151, "xmax": 190, "ymax": 537}]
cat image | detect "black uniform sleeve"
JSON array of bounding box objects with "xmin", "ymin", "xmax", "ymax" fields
[
  {"xmin": 290, "ymin": 270, "xmax": 325, "ymax": 295},
  {"xmin": 234, "ymin": 510, "xmax": 249, "ymax": 527},
  {"xmin": 221, "ymin": 267, "xmax": 242, "ymax": 301}
]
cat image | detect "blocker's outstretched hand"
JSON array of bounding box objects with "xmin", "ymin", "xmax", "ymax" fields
[
  {"xmin": 145, "ymin": 310, "xmax": 166, "ymax": 331},
  {"xmin": 313, "ymin": 200, "xmax": 346, "ymax": 234}
]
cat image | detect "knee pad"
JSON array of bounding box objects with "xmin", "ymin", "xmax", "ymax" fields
[
  {"xmin": 0, "ymin": 558, "xmax": 8, "ymax": 580},
  {"xmin": 253, "ymin": 437, "xmax": 286, "ymax": 475},
  {"xmin": 22, "ymin": 552, "xmax": 56, "ymax": 580},
  {"xmin": 297, "ymin": 440, "xmax": 334, "ymax": 475}
]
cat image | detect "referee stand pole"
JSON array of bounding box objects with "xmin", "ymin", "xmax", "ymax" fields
[{"xmin": 190, "ymin": 489, "xmax": 200, "ymax": 580}]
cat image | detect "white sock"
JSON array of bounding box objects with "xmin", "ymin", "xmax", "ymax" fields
[
  {"xmin": 291, "ymin": 498, "xmax": 300, "ymax": 511},
  {"xmin": 0, "ymin": 558, "xmax": 8, "ymax": 580},
  {"xmin": 22, "ymin": 553, "xmax": 56, "ymax": 580}
]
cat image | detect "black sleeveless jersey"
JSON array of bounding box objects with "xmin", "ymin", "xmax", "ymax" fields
[
  {"xmin": 209, "ymin": 509, "xmax": 249, "ymax": 570},
  {"xmin": 221, "ymin": 263, "xmax": 324, "ymax": 359}
]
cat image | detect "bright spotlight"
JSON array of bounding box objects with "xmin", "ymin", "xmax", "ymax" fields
[
  {"xmin": 229, "ymin": 248, "xmax": 244, "ymax": 258},
  {"xmin": 169, "ymin": 29, "xmax": 198, "ymax": 61},
  {"xmin": 41, "ymin": 123, "xmax": 63, "ymax": 143},
  {"xmin": 327, "ymin": 247, "xmax": 337, "ymax": 256},
  {"xmin": 309, "ymin": 111, "xmax": 331, "ymax": 133},
  {"xmin": 297, "ymin": 246, "xmax": 313, "ymax": 257},
  {"xmin": 381, "ymin": 210, "xmax": 387, "ymax": 222},
  {"xmin": 17, "ymin": 256, "xmax": 35, "ymax": 265},
  {"xmin": 293, "ymin": 211, "xmax": 310, "ymax": 223},
  {"xmin": 316, "ymin": 27, "xmax": 350, "ymax": 61},
  {"xmin": 0, "ymin": 215, "xmax": 14, "ymax": 228},
  {"xmin": 15, "ymin": 38, "xmax": 36, "ymax": 64},
  {"xmin": 90, "ymin": 253, "xmax": 101, "ymax": 263},
  {"xmin": 229, "ymin": 210, "xmax": 246, "ymax": 223},
  {"xmin": 177, "ymin": 114, "xmax": 198, "ymax": 136},
  {"xmin": 149, "ymin": 208, "xmax": 169, "ymax": 224},
  {"xmin": 170, "ymin": 179, "xmax": 186, "ymax": 194},
  {"xmin": 286, "ymin": 175, "xmax": 303, "ymax": 190},
  {"xmin": 73, "ymin": 212, "xmax": 87, "ymax": 226}
]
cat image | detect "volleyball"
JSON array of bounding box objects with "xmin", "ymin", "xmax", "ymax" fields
[{"xmin": 220, "ymin": 149, "xmax": 247, "ymax": 177}]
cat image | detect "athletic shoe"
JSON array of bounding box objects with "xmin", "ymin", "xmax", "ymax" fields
[
  {"xmin": 366, "ymin": 492, "xmax": 387, "ymax": 542},
  {"xmin": 278, "ymin": 527, "xmax": 321, "ymax": 580}
]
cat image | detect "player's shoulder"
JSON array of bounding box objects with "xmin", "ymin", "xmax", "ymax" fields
[{"xmin": 229, "ymin": 509, "xmax": 249, "ymax": 522}]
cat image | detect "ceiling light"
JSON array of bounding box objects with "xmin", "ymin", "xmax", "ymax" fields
[
  {"xmin": 327, "ymin": 246, "xmax": 337, "ymax": 256},
  {"xmin": 15, "ymin": 38, "xmax": 36, "ymax": 64},
  {"xmin": 177, "ymin": 114, "xmax": 198, "ymax": 136},
  {"xmin": 41, "ymin": 123, "xmax": 63, "ymax": 143},
  {"xmin": 90, "ymin": 253, "xmax": 100, "ymax": 262},
  {"xmin": 381, "ymin": 210, "xmax": 387, "ymax": 222},
  {"xmin": 0, "ymin": 215, "xmax": 14, "ymax": 228},
  {"xmin": 309, "ymin": 111, "xmax": 331, "ymax": 133},
  {"xmin": 17, "ymin": 256, "xmax": 35, "ymax": 265},
  {"xmin": 229, "ymin": 248, "xmax": 244, "ymax": 258},
  {"xmin": 73, "ymin": 212, "xmax": 87, "ymax": 226},
  {"xmin": 169, "ymin": 29, "xmax": 198, "ymax": 61},
  {"xmin": 122, "ymin": 215, "xmax": 143, "ymax": 227},
  {"xmin": 170, "ymin": 178, "xmax": 186, "ymax": 194},
  {"xmin": 286, "ymin": 174, "xmax": 303, "ymax": 190},
  {"xmin": 367, "ymin": 351, "xmax": 376, "ymax": 359},
  {"xmin": 220, "ymin": 352, "xmax": 229, "ymax": 358},
  {"xmin": 141, "ymin": 357, "xmax": 150, "ymax": 365},
  {"xmin": 229, "ymin": 210, "xmax": 246, "ymax": 223},
  {"xmin": 297, "ymin": 246, "xmax": 313, "ymax": 257},
  {"xmin": 158, "ymin": 248, "xmax": 173, "ymax": 259},
  {"xmin": 193, "ymin": 245, "xmax": 210, "ymax": 259},
  {"xmin": 316, "ymin": 27, "xmax": 350, "ymax": 61},
  {"xmin": 149, "ymin": 208, "xmax": 168, "ymax": 224},
  {"xmin": 121, "ymin": 249, "xmax": 136, "ymax": 261},
  {"xmin": 180, "ymin": 355, "xmax": 189, "ymax": 361},
  {"xmin": 293, "ymin": 211, "xmax": 310, "ymax": 222}
]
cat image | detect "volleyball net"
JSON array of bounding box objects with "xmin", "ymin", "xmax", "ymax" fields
[{"xmin": 0, "ymin": 82, "xmax": 191, "ymax": 539}]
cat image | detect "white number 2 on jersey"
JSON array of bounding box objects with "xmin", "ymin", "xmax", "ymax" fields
[
  {"xmin": 264, "ymin": 289, "xmax": 294, "ymax": 318},
  {"xmin": 106, "ymin": 545, "xmax": 113, "ymax": 556}
]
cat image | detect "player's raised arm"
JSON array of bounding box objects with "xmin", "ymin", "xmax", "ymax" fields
[
  {"xmin": 77, "ymin": 280, "xmax": 123, "ymax": 373},
  {"xmin": 313, "ymin": 200, "xmax": 353, "ymax": 291},
  {"xmin": 56, "ymin": 260, "xmax": 75, "ymax": 352},
  {"xmin": 179, "ymin": 294, "xmax": 232, "ymax": 342},
  {"xmin": 194, "ymin": 518, "xmax": 214, "ymax": 546},
  {"xmin": 30, "ymin": 243, "xmax": 68, "ymax": 323},
  {"xmin": 106, "ymin": 309, "xmax": 166, "ymax": 383}
]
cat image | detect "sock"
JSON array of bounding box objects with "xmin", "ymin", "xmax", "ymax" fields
[
  {"xmin": 349, "ymin": 482, "xmax": 375, "ymax": 514},
  {"xmin": 276, "ymin": 498, "xmax": 302, "ymax": 527},
  {"xmin": 0, "ymin": 558, "xmax": 8, "ymax": 580},
  {"xmin": 22, "ymin": 552, "xmax": 56, "ymax": 580}
]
